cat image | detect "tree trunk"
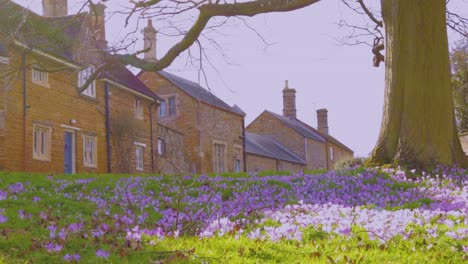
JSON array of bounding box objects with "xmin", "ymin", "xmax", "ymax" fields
[{"xmin": 368, "ymin": 0, "xmax": 468, "ymax": 169}]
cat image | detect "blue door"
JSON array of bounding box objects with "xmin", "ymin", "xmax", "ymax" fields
[{"xmin": 64, "ymin": 131, "xmax": 73, "ymax": 174}]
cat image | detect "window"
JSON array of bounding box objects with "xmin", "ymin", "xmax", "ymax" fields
[
  {"xmin": 159, "ymin": 101, "xmax": 167, "ymax": 117},
  {"xmin": 235, "ymin": 159, "xmax": 241, "ymax": 173},
  {"xmin": 83, "ymin": 136, "xmax": 97, "ymax": 168},
  {"xmin": 213, "ymin": 142, "xmax": 226, "ymax": 173},
  {"xmin": 135, "ymin": 145, "xmax": 144, "ymax": 171},
  {"xmin": 32, "ymin": 63, "xmax": 49, "ymax": 87},
  {"xmin": 0, "ymin": 56, "xmax": 8, "ymax": 65},
  {"xmin": 329, "ymin": 146, "xmax": 334, "ymax": 161},
  {"xmin": 78, "ymin": 66, "xmax": 96, "ymax": 98},
  {"xmin": 157, "ymin": 138, "xmax": 166, "ymax": 156},
  {"xmin": 33, "ymin": 125, "xmax": 51, "ymax": 161},
  {"xmin": 134, "ymin": 98, "xmax": 144, "ymax": 120},
  {"xmin": 168, "ymin": 96, "xmax": 176, "ymax": 116}
]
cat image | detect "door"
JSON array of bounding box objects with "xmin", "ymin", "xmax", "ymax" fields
[{"xmin": 64, "ymin": 131, "xmax": 74, "ymax": 174}]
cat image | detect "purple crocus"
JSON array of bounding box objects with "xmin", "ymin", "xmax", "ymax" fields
[{"xmin": 96, "ymin": 249, "xmax": 110, "ymax": 259}]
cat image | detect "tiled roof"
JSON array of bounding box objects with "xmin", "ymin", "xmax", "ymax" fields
[
  {"xmin": 0, "ymin": 0, "xmax": 86, "ymax": 62},
  {"xmin": 158, "ymin": 70, "xmax": 243, "ymax": 116},
  {"xmin": 296, "ymin": 119, "xmax": 354, "ymax": 153},
  {"xmin": 102, "ymin": 62, "xmax": 161, "ymax": 100},
  {"xmin": 0, "ymin": 0, "xmax": 159, "ymax": 101},
  {"xmin": 266, "ymin": 111, "xmax": 326, "ymax": 142},
  {"xmin": 245, "ymin": 132, "xmax": 306, "ymax": 164}
]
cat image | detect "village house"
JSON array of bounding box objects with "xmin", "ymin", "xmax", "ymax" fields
[
  {"xmin": 0, "ymin": 0, "xmax": 162, "ymax": 174},
  {"xmin": 246, "ymin": 81, "xmax": 353, "ymax": 171},
  {"xmin": 138, "ymin": 20, "xmax": 246, "ymax": 174}
]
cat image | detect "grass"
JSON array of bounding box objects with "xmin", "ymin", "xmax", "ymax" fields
[{"xmin": 0, "ymin": 169, "xmax": 466, "ymax": 263}]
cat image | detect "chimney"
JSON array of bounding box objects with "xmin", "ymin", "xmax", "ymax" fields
[
  {"xmin": 282, "ymin": 80, "xmax": 297, "ymax": 119},
  {"xmin": 317, "ymin": 108, "xmax": 329, "ymax": 134},
  {"xmin": 42, "ymin": 0, "xmax": 68, "ymax": 17},
  {"xmin": 89, "ymin": 2, "xmax": 107, "ymax": 50},
  {"xmin": 143, "ymin": 19, "xmax": 158, "ymax": 62}
]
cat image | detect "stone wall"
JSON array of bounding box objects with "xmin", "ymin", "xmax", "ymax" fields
[
  {"xmin": 460, "ymin": 133, "xmax": 468, "ymax": 156},
  {"xmin": 138, "ymin": 71, "xmax": 245, "ymax": 174},
  {"xmin": 156, "ymin": 124, "xmax": 188, "ymax": 175}
]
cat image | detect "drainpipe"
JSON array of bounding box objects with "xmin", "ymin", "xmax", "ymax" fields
[
  {"xmin": 149, "ymin": 100, "xmax": 158, "ymax": 173},
  {"xmin": 325, "ymin": 141, "xmax": 330, "ymax": 170},
  {"xmin": 304, "ymin": 137, "xmax": 308, "ymax": 170},
  {"xmin": 104, "ymin": 81, "xmax": 112, "ymax": 173},
  {"xmin": 242, "ymin": 118, "xmax": 247, "ymax": 173},
  {"xmin": 22, "ymin": 50, "xmax": 29, "ymax": 172}
]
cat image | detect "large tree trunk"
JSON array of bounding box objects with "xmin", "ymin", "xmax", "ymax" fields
[{"xmin": 369, "ymin": 0, "xmax": 468, "ymax": 169}]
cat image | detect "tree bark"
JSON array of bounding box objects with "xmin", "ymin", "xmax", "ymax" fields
[{"xmin": 369, "ymin": 0, "xmax": 468, "ymax": 169}]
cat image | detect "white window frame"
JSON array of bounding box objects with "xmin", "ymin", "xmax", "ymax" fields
[
  {"xmin": 78, "ymin": 66, "xmax": 96, "ymax": 98},
  {"xmin": 0, "ymin": 56, "xmax": 9, "ymax": 65},
  {"xmin": 134, "ymin": 97, "xmax": 144, "ymax": 120},
  {"xmin": 157, "ymin": 138, "xmax": 166, "ymax": 156},
  {"xmin": 83, "ymin": 135, "xmax": 97, "ymax": 168},
  {"xmin": 329, "ymin": 146, "xmax": 334, "ymax": 161},
  {"xmin": 135, "ymin": 145, "xmax": 144, "ymax": 171},
  {"xmin": 159, "ymin": 101, "xmax": 167, "ymax": 117},
  {"xmin": 33, "ymin": 124, "xmax": 52, "ymax": 161},
  {"xmin": 32, "ymin": 61, "xmax": 49, "ymax": 87}
]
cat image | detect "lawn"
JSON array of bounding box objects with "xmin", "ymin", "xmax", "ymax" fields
[{"xmin": 0, "ymin": 167, "xmax": 466, "ymax": 263}]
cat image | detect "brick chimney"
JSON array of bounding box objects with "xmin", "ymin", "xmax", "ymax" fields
[
  {"xmin": 282, "ymin": 80, "xmax": 297, "ymax": 119},
  {"xmin": 42, "ymin": 0, "xmax": 68, "ymax": 17},
  {"xmin": 143, "ymin": 19, "xmax": 158, "ymax": 62},
  {"xmin": 89, "ymin": 2, "xmax": 107, "ymax": 50},
  {"xmin": 317, "ymin": 108, "xmax": 329, "ymax": 134}
]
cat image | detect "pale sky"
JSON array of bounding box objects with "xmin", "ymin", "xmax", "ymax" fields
[{"xmin": 12, "ymin": 0, "xmax": 467, "ymax": 157}]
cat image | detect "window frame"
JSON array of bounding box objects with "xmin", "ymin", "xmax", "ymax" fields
[
  {"xmin": 83, "ymin": 135, "xmax": 97, "ymax": 168},
  {"xmin": 329, "ymin": 146, "xmax": 334, "ymax": 161},
  {"xmin": 31, "ymin": 61, "xmax": 49, "ymax": 87},
  {"xmin": 135, "ymin": 145, "xmax": 144, "ymax": 171},
  {"xmin": 32, "ymin": 124, "xmax": 52, "ymax": 161},
  {"xmin": 167, "ymin": 96, "xmax": 176, "ymax": 116},
  {"xmin": 159, "ymin": 101, "xmax": 167, "ymax": 117},
  {"xmin": 157, "ymin": 138, "xmax": 166, "ymax": 156},
  {"xmin": 134, "ymin": 97, "xmax": 144, "ymax": 120},
  {"xmin": 78, "ymin": 66, "xmax": 96, "ymax": 98}
]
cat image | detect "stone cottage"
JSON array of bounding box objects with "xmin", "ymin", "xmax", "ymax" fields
[
  {"xmin": 138, "ymin": 20, "xmax": 246, "ymax": 174},
  {"xmin": 246, "ymin": 81, "xmax": 353, "ymax": 171},
  {"xmin": 0, "ymin": 0, "xmax": 162, "ymax": 174}
]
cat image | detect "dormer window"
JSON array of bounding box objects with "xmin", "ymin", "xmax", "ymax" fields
[
  {"xmin": 32, "ymin": 61, "xmax": 49, "ymax": 87},
  {"xmin": 78, "ymin": 66, "xmax": 96, "ymax": 98}
]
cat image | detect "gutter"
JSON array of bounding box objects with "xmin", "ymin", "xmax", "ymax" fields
[
  {"xmin": 101, "ymin": 78, "xmax": 158, "ymax": 102},
  {"xmin": 242, "ymin": 118, "xmax": 247, "ymax": 173},
  {"xmin": 149, "ymin": 101, "xmax": 158, "ymax": 173},
  {"xmin": 104, "ymin": 81, "xmax": 112, "ymax": 173},
  {"xmin": 14, "ymin": 41, "xmax": 81, "ymax": 70}
]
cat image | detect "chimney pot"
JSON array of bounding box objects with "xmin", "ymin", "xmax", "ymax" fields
[
  {"xmin": 89, "ymin": 2, "xmax": 107, "ymax": 50},
  {"xmin": 143, "ymin": 19, "xmax": 158, "ymax": 62},
  {"xmin": 282, "ymin": 81, "xmax": 297, "ymax": 119},
  {"xmin": 317, "ymin": 108, "xmax": 329, "ymax": 135},
  {"xmin": 42, "ymin": 0, "xmax": 68, "ymax": 17}
]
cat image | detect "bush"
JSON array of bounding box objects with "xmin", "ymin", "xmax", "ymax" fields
[{"xmin": 334, "ymin": 157, "xmax": 367, "ymax": 170}]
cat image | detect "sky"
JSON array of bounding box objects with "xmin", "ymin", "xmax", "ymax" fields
[{"xmin": 12, "ymin": 0, "xmax": 467, "ymax": 157}]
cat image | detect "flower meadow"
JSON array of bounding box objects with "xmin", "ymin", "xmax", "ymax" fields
[{"xmin": 0, "ymin": 167, "xmax": 466, "ymax": 263}]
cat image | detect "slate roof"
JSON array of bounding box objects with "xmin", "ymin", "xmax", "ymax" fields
[
  {"xmin": 0, "ymin": 0, "xmax": 160, "ymax": 101},
  {"xmin": 266, "ymin": 110, "xmax": 326, "ymax": 142},
  {"xmin": 245, "ymin": 132, "xmax": 306, "ymax": 164},
  {"xmin": 158, "ymin": 70, "xmax": 243, "ymax": 116},
  {"xmin": 102, "ymin": 61, "xmax": 162, "ymax": 100}
]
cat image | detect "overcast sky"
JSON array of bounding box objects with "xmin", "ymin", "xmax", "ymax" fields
[{"xmin": 13, "ymin": 0, "xmax": 467, "ymax": 157}]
